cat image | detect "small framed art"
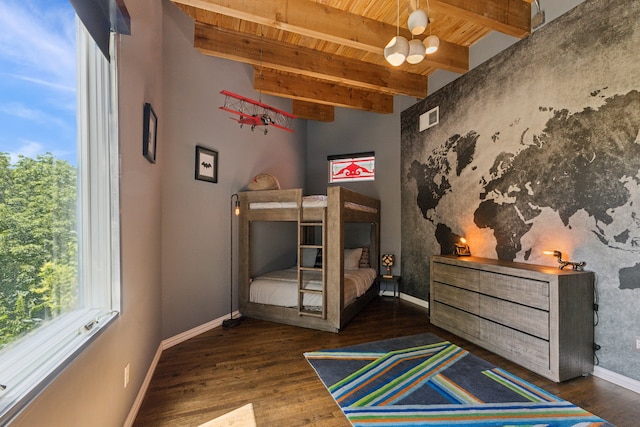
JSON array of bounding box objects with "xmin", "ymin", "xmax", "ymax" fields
[
  {"xmin": 142, "ymin": 103, "xmax": 157, "ymax": 163},
  {"xmin": 195, "ymin": 145, "xmax": 218, "ymax": 183}
]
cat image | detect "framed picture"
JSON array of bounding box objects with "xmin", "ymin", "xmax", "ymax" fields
[
  {"xmin": 143, "ymin": 103, "xmax": 157, "ymax": 163},
  {"xmin": 195, "ymin": 145, "xmax": 218, "ymax": 183}
]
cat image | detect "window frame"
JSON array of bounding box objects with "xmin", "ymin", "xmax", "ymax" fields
[{"xmin": 0, "ymin": 21, "xmax": 121, "ymax": 424}]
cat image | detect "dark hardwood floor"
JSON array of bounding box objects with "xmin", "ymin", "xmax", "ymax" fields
[{"xmin": 134, "ymin": 297, "xmax": 639, "ymax": 426}]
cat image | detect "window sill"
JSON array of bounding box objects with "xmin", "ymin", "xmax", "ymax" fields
[{"xmin": 0, "ymin": 309, "xmax": 119, "ymax": 423}]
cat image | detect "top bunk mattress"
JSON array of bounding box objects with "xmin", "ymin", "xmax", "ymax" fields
[{"xmin": 249, "ymin": 195, "xmax": 378, "ymax": 213}]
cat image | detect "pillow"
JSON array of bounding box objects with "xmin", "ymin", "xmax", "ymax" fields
[
  {"xmin": 247, "ymin": 173, "xmax": 281, "ymax": 191},
  {"xmin": 344, "ymin": 247, "xmax": 363, "ymax": 270},
  {"xmin": 358, "ymin": 245, "xmax": 370, "ymax": 268},
  {"xmin": 301, "ymin": 248, "xmax": 318, "ymax": 267}
]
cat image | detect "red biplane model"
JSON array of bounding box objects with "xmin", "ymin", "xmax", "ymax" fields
[{"xmin": 219, "ymin": 90, "xmax": 296, "ymax": 134}]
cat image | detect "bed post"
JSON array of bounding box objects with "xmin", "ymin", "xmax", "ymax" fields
[
  {"xmin": 326, "ymin": 187, "xmax": 344, "ymax": 330},
  {"xmin": 238, "ymin": 192, "xmax": 250, "ymax": 315}
]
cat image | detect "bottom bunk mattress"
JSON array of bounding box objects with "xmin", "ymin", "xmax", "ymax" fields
[{"xmin": 249, "ymin": 267, "xmax": 377, "ymax": 308}]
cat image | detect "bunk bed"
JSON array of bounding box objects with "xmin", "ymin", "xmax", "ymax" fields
[{"xmin": 238, "ymin": 186, "xmax": 381, "ymax": 332}]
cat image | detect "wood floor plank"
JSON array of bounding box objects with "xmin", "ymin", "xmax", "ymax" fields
[{"xmin": 134, "ymin": 298, "xmax": 639, "ymax": 427}]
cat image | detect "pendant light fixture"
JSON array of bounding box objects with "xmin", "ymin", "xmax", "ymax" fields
[
  {"xmin": 408, "ymin": 0, "xmax": 428, "ymax": 35},
  {"xmin": 384, "ymin": 0, "xmax": 409, "ymax": 66},
  {"xmin": 383, "ymin": 0, "xmax": 440, "ymax": 65}
]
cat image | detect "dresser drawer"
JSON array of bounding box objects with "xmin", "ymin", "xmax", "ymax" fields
[
  {"xmin": 431, "ymin": 301, "xmax": 479, "ymax": 337},
  {"xmin": 479, "ymin": 294, "xmax": 549, "ymax": 340},
  {"xmin": 478, "ymin": 316, "xmax": 550, "ymax": 371},
  {"xmin": 432, "ymin": 262, "xmax": 479, "ymax": 292},
  {"xmin": 479, "ymin": 271, "xmax": 549, "ymax": 310},
  {"xmin": 432, "ymin": 282, "xmax": 479, "ymax": 314}
]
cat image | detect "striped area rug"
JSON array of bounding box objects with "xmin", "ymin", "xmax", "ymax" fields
[{"xmin": 304, "ymin": 333, "xmax": 613, "ymax": 426}]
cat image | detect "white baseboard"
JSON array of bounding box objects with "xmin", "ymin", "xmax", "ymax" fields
[
  {"xmin": 379, "ymin": 290, "xmax": 429, "ymax": 310},
  {"xmin": 593, "ymin": 366, "xmax": 640, "ymax": 395},
  {"xmin": 123, "ymin": 311, "xmax": 238, "ymax": 426},
  {"xmin": 399, "ymin": 292, "xmax": 428, "ymax": 309},
  {"xmin": 162, "ymin": 311, "xmax": 240, "ymax": 350},
  {"xmin": 123, "ymin": 345, "xmax": 162, "ymax": 427}
]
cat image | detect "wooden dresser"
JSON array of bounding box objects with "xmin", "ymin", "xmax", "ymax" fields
[{"xmin": 429, "ymin": 255, "xmax": 594, "ymax": 382}]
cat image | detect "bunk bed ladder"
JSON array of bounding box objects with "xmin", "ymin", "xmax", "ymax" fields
[{"xmin": 297, "ymin": 206, "xmax": 327, "ymax": 319}]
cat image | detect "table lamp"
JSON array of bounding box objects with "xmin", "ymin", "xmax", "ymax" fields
[{"xmin": 381, "ymin": 254, "xmax": 395, "ymax": 278}]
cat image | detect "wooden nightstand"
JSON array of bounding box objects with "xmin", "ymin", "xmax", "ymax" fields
[{"xmin": 378, "ymin": 275, "xmax": 401, "ymax": 298}]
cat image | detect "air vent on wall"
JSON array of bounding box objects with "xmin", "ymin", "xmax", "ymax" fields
[{"xmin": 420, "ymin": 106, "xmax": 439, "ymax": 131}]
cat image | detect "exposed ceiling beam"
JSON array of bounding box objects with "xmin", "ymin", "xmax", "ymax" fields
[
  {"xmin": 292, "ymin": 100, "xmax": 335, "ymax": 122},
  {"xmin": 430, "ymin": 0, "xmax": 531, "ymax": 38},
  {"xmin": 423, "ymin": 40, "xmax": 469, "ymax": 75},
  {"xmin": 255, "ymin": 68, "xmax": 395, "ymax": 114},
  {"xmin": 174, "ymin": 0, "xmax": 470, "ymax": 73},
  {"xmin": 175, "ymin": 0, "xmax": 410, "ymax": 53},
  {"xmin": 194, "ymin": 22, "xmax": 429, "ymax": 98}
]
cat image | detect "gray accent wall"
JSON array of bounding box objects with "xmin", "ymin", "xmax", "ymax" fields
[{"xmin": 401, "ymin": 0, "xmax": 640, "ymax": 382}]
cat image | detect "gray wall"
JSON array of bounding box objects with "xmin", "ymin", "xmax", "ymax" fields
[
  {"xmin": 401, "ymin": 0, "xmax": 640, "ymax": 382},
  {"xmin": 306, "ymin": 98, "xmax": 415, "ymax": 277},
  {"xmin": 160, "ymin": 2, "xmax": 306, "ymax": 339}
]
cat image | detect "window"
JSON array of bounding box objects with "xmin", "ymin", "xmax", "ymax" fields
[
  {"xmin": 0, "ymin": 3, "xmax": 121, "ymax": 421},
  {"xmin": 328, "ymin": 152, "xmax": 376, "ymax": 183}
]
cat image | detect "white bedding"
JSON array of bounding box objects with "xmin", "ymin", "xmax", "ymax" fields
[
  {"xmin": 250, "ymin": 267, "xmax": 377, "ymax": 308},
  {"xmin": 249, "ymin": 195, "xmax": 378, "ymax": 213}
]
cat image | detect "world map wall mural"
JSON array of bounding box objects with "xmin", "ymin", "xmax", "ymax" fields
[{"xmin": 401, "ymin": 0, "xmax": 640, "ymax": 382}]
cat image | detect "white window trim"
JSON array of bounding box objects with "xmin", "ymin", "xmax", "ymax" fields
[
  {"xmin": 77, "ymin": 24, "xmax": 122, "ymax": 311},
  {"xmin": 0, "ymin": 22, "xmax": 121, "ymax": 424}
]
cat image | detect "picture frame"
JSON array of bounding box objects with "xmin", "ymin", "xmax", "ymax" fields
[
  {"xmin": 142, "ymin": 103, "xmax": 157, "ymax": 163},
  {"xmin": 195, "ymin": 145, "xmax": 218, "ymax": 183}
]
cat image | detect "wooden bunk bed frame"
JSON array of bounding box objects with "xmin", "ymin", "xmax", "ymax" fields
[{"xmin": 238, "ymin": 186, "xmax": 381, "ymax": 332}]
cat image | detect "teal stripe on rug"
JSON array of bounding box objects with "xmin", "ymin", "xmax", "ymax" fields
[{"xmin": 305, "ymin": 333, "xmax": 613, "ymax": 427}]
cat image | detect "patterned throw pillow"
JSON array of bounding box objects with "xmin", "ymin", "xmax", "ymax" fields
[{"xmin": 359, "ymin": 245, "xmax": 370, "ymax": 268}]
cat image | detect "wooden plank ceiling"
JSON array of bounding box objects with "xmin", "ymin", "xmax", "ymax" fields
[{"xmin": 172, "ymin": 0, "xmax": 531, "ymax": 121}]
